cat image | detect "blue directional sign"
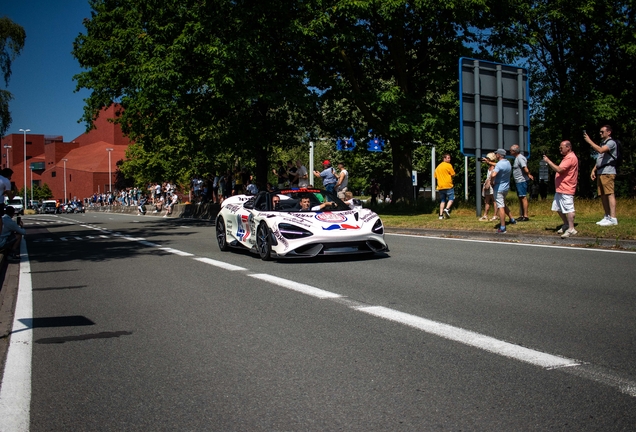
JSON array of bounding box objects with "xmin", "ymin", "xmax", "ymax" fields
[{"xmin": 367, "ymin": 137, "xmax": 385, "ymax": 152}]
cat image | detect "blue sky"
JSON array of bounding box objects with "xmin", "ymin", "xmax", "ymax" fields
[{"xmin": 3, "ymin": 0, "xmax": 93, "ymax": 141}]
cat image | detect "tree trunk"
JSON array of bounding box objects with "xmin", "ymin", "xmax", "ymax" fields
[{"xmin": 390, "ymin": 138, "xmax": 413, "ymax": 203}]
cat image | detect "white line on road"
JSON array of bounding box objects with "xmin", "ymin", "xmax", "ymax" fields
[
  {"xmin": 356, "ymin": 306, "xmax": 579, "ymax": 369},
  {"xmin": 388, "ymin": 233, "xmax": 636, "ymax": 255},
  {"xmin": 193, "ymin": 257, "xmax": 246, "ymax": 271},
  {"xmin": 248, "ymin": 273, "xmax": 343, "ymax": 299},
  {"xmin": 0, "ymin": 240, "xmax": 32, "ymax": 432},
  {"xmin": 158, "ymin": 247, "xmax": 194, "ymax": 257}
]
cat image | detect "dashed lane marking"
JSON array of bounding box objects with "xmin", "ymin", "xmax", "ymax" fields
[{"xmin": 193, "ymin": 257, "xmax": 246, "ymax": 271}]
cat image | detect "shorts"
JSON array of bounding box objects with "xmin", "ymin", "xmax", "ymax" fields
[
  {"xmin": 551, "ymin": 192, "xmax": 575, "ymax": 214},
  {"xmin": 438, "ymin": 188, "xmax": 455, "ymax": 203},
  {"xmin": 597, "ymin": 174, "xmax": 615, "ymax": 195},
  {"xmin": 494, "ymin": 189, "xmax": 508, "ymax": 208},
  {"xmin": 516, "ymin": 181, "xmax": 528, "ymax": 197}
]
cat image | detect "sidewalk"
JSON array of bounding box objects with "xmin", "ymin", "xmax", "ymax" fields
[{"xmin": 0, "ymin": 256, "xmax": 20, "ymax": 377}]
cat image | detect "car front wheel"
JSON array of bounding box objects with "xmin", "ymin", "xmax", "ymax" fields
[
  {"xmin": 256, "ymin": 222, "xmax": 272, "ymax": 261},
  {"xmin": 216, "ymin": 216, "xmax": 229, "ymax": 251}
]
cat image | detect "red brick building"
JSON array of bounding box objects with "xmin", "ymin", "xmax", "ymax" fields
[{"xmin": 1, "ymin": 105, "xmax": 130, "ymax": 201}]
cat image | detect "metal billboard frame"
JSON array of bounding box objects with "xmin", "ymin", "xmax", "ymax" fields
[
  {"xmin": 459, "ymin": 58, "xmax": 530, "ymax": 158},
  {"xmin": 459, "ymin": 58, "xmax": 530, "ymax": 216}
]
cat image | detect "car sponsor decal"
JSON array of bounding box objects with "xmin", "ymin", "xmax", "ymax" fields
[
  {"xmin": 225, "ymin": 204, "xmax": 242, "ymax": 214},
  {"xmin": 315, "ymin": 213, "xmax": 347, "ymax": 223},
  {"xmin": 236, "ymin": 214, "xmax": 251, "ymax": 241},
  {"xmin": 322, "ymin": 224, "xmax": 361, "ymax": 231},
  {"xmin": 272, "ymin": 226, "xmax": 289, "ymax": 250},
  {"xmin": 360, "ymin": 211, "xmax": 379, "ymax": 223}
]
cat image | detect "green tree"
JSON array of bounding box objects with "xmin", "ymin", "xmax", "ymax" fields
[
  {"xmin": 0, "ymin": 16, "xmax": 26, "ymax": 135},
  {"xmin": 485, "ymin": 0, "xmax": 636, "ymax": 196},
  {"xmin": 300, "ymin": 0, "xmax": 488, "ymax": 201},
  {"xmin": 73, "ymin": 0, "xmax": 317, "ymax": 187}
]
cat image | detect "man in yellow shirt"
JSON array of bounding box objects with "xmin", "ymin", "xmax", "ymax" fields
[{"xmin": 434, "ymin": 153, "xmax": 456, "ymax": 219}]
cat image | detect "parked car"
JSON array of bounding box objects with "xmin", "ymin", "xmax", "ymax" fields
[
  {"xmin": 39, "ymin": 200, "xmax": 58, "ymax": 214},
  {"xmin": 63, "ymin": 201, "xmax": 85, "ymax": 213},
  {"xmin": 5, "ymin": 198, "xmax": 25, "ymax": 215}
]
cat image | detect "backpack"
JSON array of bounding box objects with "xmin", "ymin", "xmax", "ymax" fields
[{"xmin": 598, "ymin": 138, "xmax": 623, "ymax": 170}]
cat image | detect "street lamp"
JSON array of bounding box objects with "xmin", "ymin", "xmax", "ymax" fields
[
  {"xmin": 3, "ymin": 145, "xmax": 10, "ymax": 169},
  {"xmin": 106, "ymin": 148, "xmax": 113, "ymax": 193},
  {"xmin": 30, "ymin": 165, "xmax": 33, "ymax": 205},
  {"xmin": 19, "ymin": 128, "xmax": 30, "ymax": 205},
  {"xmin": 62, "ymin": 158, "xmax": 68, "ymax": 204}
]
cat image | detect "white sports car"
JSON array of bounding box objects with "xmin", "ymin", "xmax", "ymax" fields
[{"xmin": 215, "ymin": 188, "xmax": 389, "ymax": 260}]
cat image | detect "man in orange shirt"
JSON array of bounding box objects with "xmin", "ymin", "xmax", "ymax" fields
[
  {"xmin": 543, "ymin": 140, "xmax": 579, "ymax": 238},
  {"xmin": 434, "ymin": 153, "xmax": 456, "ymax": 219}
]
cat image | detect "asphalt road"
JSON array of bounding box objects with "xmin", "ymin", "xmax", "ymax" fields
[{"xmin": 2, "ymin": 212, "xmax": 636, "ymax": 431}]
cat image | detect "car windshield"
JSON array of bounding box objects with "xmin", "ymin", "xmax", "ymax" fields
[
  {"xmin": 271, "ymin": 188, "xmax": 349, "ymax": 212},
  {"xmin": 7, "ymin": 199, "xmax": 23, "ymax": 206}
]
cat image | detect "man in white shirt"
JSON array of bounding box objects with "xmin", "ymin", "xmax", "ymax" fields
[
  {"xmin": 335, "ymin": 162, "xmax": 349, "ymax": 199},
  {"xmin": 296, "ymin": 160, "xmax": 309, "ymax": 188},
  {"xmin": 0, "ymin": 168, "xmax": 16, "ymax": 232}
]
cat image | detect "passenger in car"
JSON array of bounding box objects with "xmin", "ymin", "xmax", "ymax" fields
[{"xmin": 297, "ymin": 196, "xmax": 334, "ymax": 211}]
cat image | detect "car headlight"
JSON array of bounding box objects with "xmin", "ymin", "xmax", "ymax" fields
[
  {"xmin": 372, "ymin": 218, "xmax": 384, "ymax": 234},
  {"xmin": 278, "ymin": 223, "xmax": 313, "ymax": 239}
]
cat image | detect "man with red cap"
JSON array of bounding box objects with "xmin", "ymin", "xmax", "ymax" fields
[{"xmin": 314, "ymin": 160, "xmax": 338, "ymax": 194}]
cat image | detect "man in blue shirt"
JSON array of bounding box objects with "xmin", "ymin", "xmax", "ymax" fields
[
  {"xmin": 313, "ymin": 160, "xmax": 338, "ymax": 194},
  {"xmin": 490, "ymin": 149, "xmax": 517, "ymax": 233}
]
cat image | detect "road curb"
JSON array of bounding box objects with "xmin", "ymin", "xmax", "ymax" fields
[
  {"xmin": 385, "ymin": 227, "xmax": 636, "ymax": 251},
  {"xmin": 0, "ymin": 258, "xmax": 20, "ymax": 376}
]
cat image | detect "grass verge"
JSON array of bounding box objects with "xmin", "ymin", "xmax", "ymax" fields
[{"xmin": 370, "ymin": 195, "xmax": 636, "ymax": 240}]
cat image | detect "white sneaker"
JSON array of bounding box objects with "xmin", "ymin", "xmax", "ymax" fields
[
  {"xmin": 561, "ymin": 228, "xmax": 578, "ymax": 238},
  {"xmin": 557, "ymin": 225, "xmax": 567, "ymax": 234},
  {"xmin": 596, "ymin": 215, "xmax": 609, "ymax": 225},
  {"xmin": 598, "ymin": 217, "xmax": 618, "ymax": 226}
]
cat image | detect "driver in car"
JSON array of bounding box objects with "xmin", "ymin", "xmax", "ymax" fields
[{"xmin": 272, "ymin": 195, "xmax": 281, "ymax": 210}]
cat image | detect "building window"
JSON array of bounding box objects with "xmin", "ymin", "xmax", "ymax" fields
[
  {"xmin": 69, "ymin": 174, "xmax": 72, "ymax": 182},
  {"xmin": 52, "ymin": 171, "xmax": 56, "ymax": 177}
]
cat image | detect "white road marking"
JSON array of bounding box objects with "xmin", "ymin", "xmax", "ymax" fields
[
  {"xmin": 0, "ymin": 240, "xmax": 32, "ymax": 431},
  {"xmin": 248, "ymin": 274, "xmax": 343, "ymax": 299},
  {"xmin": 194, "ymin": 257, "xmax": 246, "ymax": 271},
  {"xmin": 356, "ymin": 306, "xmax": 579, "ymax": 369},
  {"xmin": 138, "ymin": 241, "xmax": 159, "ymax": 247},
  {"xmin": 388, "ymin": 233, "xmax": 636, "ymax": 254},
  {"xmin": 158, "ymin": 247, "xmax": 194, "ymax": 257}
]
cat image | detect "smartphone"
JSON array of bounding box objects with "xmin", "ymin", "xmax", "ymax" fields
[
  {"xmin": 17, "ymin": 216, "xmax": 21, "ymax": 224},
  {"xmin": 583, "ymin": 129, "xmax": 586, "ymax": 135}
]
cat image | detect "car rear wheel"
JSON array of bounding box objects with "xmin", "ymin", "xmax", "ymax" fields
[
  {"xmin": 216, "ymin": 216, "xmax": 229, "ymax": 251},
  {"xmin": 256, "ymin": 222, "xmax": 272, "ymax": 261}
]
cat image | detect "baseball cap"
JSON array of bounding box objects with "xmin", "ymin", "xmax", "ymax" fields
[
  {"xmin": 496, "ymin": 149, "xmax": 506, "ymax": 156},
  {"xmin": 322, "ymin": 160, "xmax": 330, "ymax": 165}
]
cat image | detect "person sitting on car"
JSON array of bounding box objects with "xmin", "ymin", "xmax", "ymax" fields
[
  {"xmin": 0, "ymin": 206, "xmax": 25, "ymax": 260},
  {"xmin": 297, "ymin": 196, "xmax": 335, "ymax": 211}
]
